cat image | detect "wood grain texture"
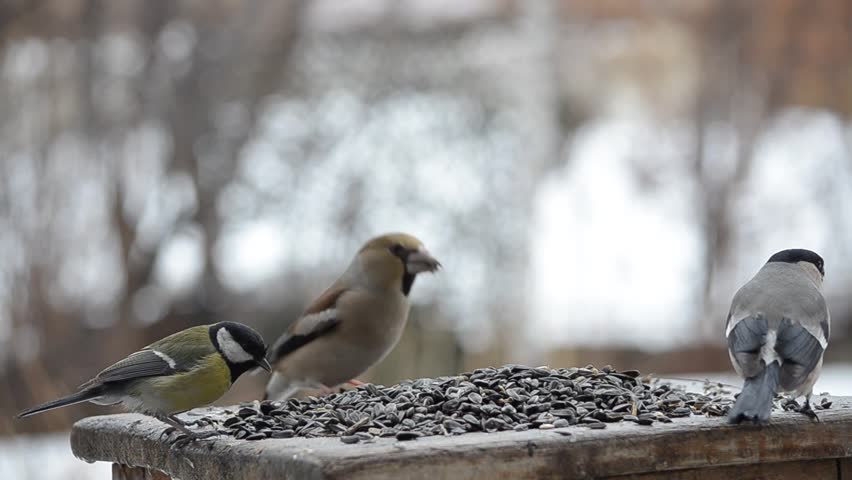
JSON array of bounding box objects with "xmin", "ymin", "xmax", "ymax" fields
[
  {"xmin": 840, "ymin": 457, "xmax": 852, "ymax": 479},
  {"xmin": 112, "ymin": 464, "xmax": 171, "ymax": 480},
  {"xmin": 71, "ymin": 398, "xmax": 852, "ymax": 480},
  {"xmin": 609, "ymin": 459, "xmax": 837, "ymax": 480}
]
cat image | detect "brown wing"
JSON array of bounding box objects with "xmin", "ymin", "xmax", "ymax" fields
[
  {"xmin": 268, "ymin": 286, "xmax": 347, "ymax": 363},
  {"xmin": 304, "ymin": 284, "xmax": 347, "ymax": 316}
]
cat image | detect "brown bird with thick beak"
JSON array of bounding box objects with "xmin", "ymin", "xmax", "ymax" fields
[{"xmin": 265, "ymin": 233, "xmax": 441, "ymax": 401}]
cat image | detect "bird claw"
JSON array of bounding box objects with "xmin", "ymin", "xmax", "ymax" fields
[
  {"xmin": 167, "ymin": 430, "xmax": 222, "ymax": 449},
  {"xmin": 168, "ymin": 433, "xmax": 192, "ymax": 449},
  {"xmin": 160, "ymin": 427, "xmax": 177, "ymax": 440},
  {"xmin": 192, "ymin": 430, "xmax": 223, "ymax": 440},
  {"xmin": 183, "ymin": 418, "xmax": 213, "ymax": 428},
  {"xmin": 796, "ymin": 404, "xmax": 819, "ymax": 422}
]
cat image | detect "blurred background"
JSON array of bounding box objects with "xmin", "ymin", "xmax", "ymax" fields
[{"xmin": 2, "ymin": 0, "xmax": 852, "ymax": 477}]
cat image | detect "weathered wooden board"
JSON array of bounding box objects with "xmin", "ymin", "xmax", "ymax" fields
[
  {"xmin": 71, "ymin": 397, "xmax": 852, "ymax": 480},
  {"xmin": 112, "ymin": 464, "xmax": 171, "ymax": 480},
  {"xmin": 840, "ymin": 457, "xmax": 852, "ymax": 479},
  {"xmin": 609, "ymin": 459, "xmax": 838, "ymax": 480}
]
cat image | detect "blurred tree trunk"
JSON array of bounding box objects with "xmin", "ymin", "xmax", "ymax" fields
[
  {"xmin": 164, "ymin": 1, "xmax": 304, "ymax": 325},
  {"xmin": 691, "ymin": 0, "xmax": 807, "ymax": 337}
]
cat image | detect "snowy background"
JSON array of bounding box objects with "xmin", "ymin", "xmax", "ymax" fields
[{"xmin": 2, "ymin": 1, "xmax": 852, "ymax": 477}]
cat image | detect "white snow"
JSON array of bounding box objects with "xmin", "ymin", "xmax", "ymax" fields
[{"xmin": 0, "ymin": 432, "xmax": 110, "ymax": 480}]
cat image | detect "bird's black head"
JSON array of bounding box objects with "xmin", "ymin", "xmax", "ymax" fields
[
  {"xmin": 210, "ymin": 322, "xmax": 271, "ymax": 382},
  {"xmin": 767, "ymin": 249, "xmax": 824, "ymax": 276}
]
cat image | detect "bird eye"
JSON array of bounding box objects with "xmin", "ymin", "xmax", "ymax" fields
[{"xmin": 389, "ymin": 244, "xmax": 405, "ymax": 257}]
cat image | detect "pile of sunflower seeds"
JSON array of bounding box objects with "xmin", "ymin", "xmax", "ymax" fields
[{"xmin": 200, "ymin": 364, "xmax": 802, "ymax": 444}]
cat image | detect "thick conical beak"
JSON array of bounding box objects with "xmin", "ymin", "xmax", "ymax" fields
[
  {"xmin": 257, "ymin": 358, "xmax": 272, "ymax": 372},
  {"xmin": 406, "ymin": 248, "xmax": 441, "ymax": 274}
]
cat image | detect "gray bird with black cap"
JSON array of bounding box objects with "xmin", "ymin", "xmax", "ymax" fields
[{"xmin": 725, "ymin": 248, "xmax": 829, "ymax": 424}]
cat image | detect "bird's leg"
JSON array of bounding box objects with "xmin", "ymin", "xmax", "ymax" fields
[
  {"xmin": 304, "ymin": 381, "xmax": 335, "ymax": 397},
  {"xmin": 795, "ymin": 394, "xmax": 819, "ymax": 422},
  {"xmin": 158, "ymin": 414, "xmax": 190, "ymax": 440},
  {"xmin": 158, "ymin": 415, "xmax": 221, "ymax": 448},
  {"xmin": 347, "ymin": 379, "xmax": 365, "ymax": 387},
  {"xmin": 182, "ymin": 416, "xmax": 214, "ymax": 428}
]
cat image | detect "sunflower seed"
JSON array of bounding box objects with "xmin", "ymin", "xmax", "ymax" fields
[
  {"xmin": 396, "ymin": 431, "xmax": 420, "ymax": 441},
  {"xmin": 208, "ymin": 364, "xmax": 740, "ymax": 444}
]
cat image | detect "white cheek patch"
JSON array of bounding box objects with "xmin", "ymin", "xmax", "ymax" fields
[
  {"xmin": 217, "ymin": 328, "xmax": 254, "ymax": 364},
  {"xmin": 151, "ymin": 349, "xmax": 177, "ymax": 369}
]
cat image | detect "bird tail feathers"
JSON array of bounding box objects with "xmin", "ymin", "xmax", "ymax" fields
[
  {"xmin": 17, "ymin": 387, "xmax": 102, "ymax": 418},
  {"xmin": 728, "ymin": 362, "xmax": 780, "ymax": 424}
]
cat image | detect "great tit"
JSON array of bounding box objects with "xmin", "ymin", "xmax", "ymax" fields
[
  {"xmin": 265, "ymin": 233, "xmax": 441, "ymax": 401},
  {"xmin": 18, "ymin": 321, "xmax": 271, "ymax": 441},
  {"xmin": 726, "ymin": 249, "xmax": 829, "ymax": 424}
]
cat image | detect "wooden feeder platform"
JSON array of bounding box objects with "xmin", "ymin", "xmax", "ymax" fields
[{"xmin": 71, "ymin": 397, "xmax": 852, "ymax": 479}]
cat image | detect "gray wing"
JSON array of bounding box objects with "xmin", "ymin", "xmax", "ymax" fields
[
  {"xmin": 776, "ymin": 318, "xmax": 825, "ymax": 390},
  {"xmin": 727, "ymin": 314, "xmax": 768, "ymax": 378},
  {"xmin": 81, "ymin": 349, "xmax": 177, "ymax": 388}
]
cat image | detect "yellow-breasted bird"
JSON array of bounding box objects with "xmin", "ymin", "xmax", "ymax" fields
[
  {"xmin": 265, "ymin": 233, "xmax": 441, "ymax": 401},
  {"xmin": 18, "ymin": 322, "xmax": 270, "ymax": 442}
]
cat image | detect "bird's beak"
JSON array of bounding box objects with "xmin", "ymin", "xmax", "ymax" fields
[
  {"xmin": 406, "ymin": 248, "xmax": 441, "ymax": 274},
  {"xmin": 257, "ymin": 358, "xmax": 272, "ymax": 372}
]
